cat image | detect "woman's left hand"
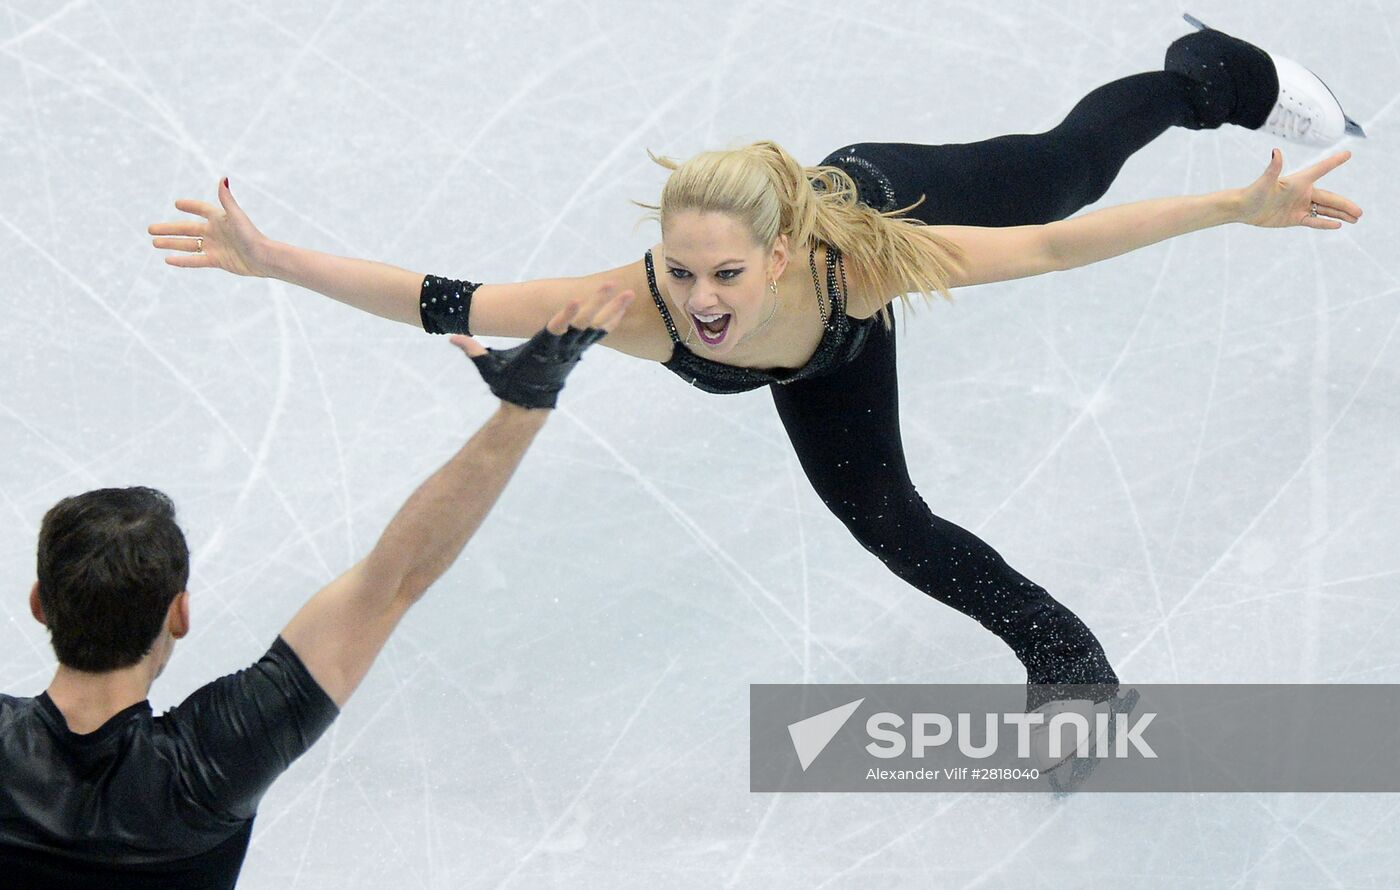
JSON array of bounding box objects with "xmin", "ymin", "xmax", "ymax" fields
[{"xmin": 1238, "ymin": 149, "xmax": 1363, "ymax": 229}]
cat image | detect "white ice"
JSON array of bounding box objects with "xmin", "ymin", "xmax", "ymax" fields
[{"xmin": 2, "ymin": 1, "xmax": 1397, "ymax": 887}]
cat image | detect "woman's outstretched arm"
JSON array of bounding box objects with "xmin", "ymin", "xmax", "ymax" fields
[
  {"xmin": 919, "ymin": 149, "xmax": 1361, "ymax": 293},
  {"xmin": 149, "ymin": 178, "xmax": 425, "ymax": 324},
  {"xmin": 148, "ymin": 179, "xmax": 662, "ymax": 352}
]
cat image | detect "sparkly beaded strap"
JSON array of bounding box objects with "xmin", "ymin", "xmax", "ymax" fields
[
  {"xmin": 643, "ymin": 250, "xmax": 682, "ymax": 344},
  {"xmin": 807, "ymin": 245, "xmax": 848, "ymax": 330},
  {"xmin": 806, "ymin": 249, "xmax": 828, "ymax": 327},
  {"xmin": 834, "ymin": 249, "xmax": 849, "ymax": 319},
  {"xmin": 420, "ymin": 275, "xmax": 481, "ymax": 336}
]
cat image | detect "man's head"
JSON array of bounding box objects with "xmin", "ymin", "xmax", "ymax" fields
[{"xmin": 32, "ymin": 487, "xmax": 190, "ymax": 673}]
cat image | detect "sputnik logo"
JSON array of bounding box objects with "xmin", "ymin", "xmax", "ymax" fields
[{"xmin": 787, "ymin": 698, "xmax": 864, "ymax": 770}]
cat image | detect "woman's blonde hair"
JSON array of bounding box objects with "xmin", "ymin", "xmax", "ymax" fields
[{"xmin": 634, "ymin": 140, "xmax": 964, "ymax": 329}]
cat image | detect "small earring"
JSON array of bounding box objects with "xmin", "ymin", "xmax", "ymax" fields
[{"xmin": 769, "ymin": 280, "xmax": 778, "ymax": 295}]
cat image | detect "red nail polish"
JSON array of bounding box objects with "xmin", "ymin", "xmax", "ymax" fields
[{"xmin": 223, "ymin": 177, "xmax": 230, "ymax": 192}]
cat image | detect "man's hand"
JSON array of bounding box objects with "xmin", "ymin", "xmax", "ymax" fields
[{"xmin": 449, "ymin": 284, "xmax": 635, "ymax": 409}]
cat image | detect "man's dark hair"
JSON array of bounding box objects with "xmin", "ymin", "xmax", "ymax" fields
[{"xmin": 36, "ymin": 487, "xmax": 190, "ymax": 672}]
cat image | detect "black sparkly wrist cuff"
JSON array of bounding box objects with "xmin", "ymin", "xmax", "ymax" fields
[{"xmin": 420, "ymin": 275, "xmax": 481, "ymax": 335}]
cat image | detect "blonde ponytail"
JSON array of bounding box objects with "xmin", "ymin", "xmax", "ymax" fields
[{"xmin": 635, "ymin": 140, "xmax": 964, "ymax": 329}]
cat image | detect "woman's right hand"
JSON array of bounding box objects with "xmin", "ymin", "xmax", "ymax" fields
[{"xmin": 149, "ymin": 178, "xmax": 271, "ymax": 277}]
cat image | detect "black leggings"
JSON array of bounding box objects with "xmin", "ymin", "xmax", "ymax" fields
[{"xmin": 776, "ymin": 71, "xmax": 1209, "ymax": 711}]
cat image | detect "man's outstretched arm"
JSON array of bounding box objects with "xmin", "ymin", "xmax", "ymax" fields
[{"xmin": 280, "ymin": 285, "xmax": 633, "ymax": 707}]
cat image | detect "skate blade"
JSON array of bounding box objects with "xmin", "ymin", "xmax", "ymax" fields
[
  {"xmin": 1183, "ymin": 12, "xmax": 1209, "ymax": 32},
  {"xmin": 1046, "ymin": 687, "xmax": 1141, "ymax": 797},
  {"xmin": 1047, "ymin": 751, "xmax": 1097, "ymax": 795},
  {"xmin": 1344, "ymin": 116, "xmax": 1367, "ymax": 137}
]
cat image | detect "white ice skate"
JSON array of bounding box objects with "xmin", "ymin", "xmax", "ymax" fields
[
  {"xmin": 1185, "ymin": 13, "xmax": 1366, "ymax": 146},
  {"xmin": 1027, "ymin": 698, "xmax": 1099, "ymax": 773},
  {"xmin": 1038, "ymin": 688, "xmax": 1141, "ymax": 796}
]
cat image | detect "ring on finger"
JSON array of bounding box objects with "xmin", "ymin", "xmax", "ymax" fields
[
  {"xmin": 196, "ymin": 237, "xmax": 205, "ymax": 253},
  {"xmin": 1310, "ymin": 202, "xmax": 1319, "ymax": 218}
]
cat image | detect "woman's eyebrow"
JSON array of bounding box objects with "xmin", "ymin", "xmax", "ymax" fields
[{"xmin": 663, "ymin": 256, "xmax": 746, "ymax": 267}]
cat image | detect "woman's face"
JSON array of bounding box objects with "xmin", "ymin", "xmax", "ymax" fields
[{"xmin": 661, "ymin": 210, "xmax": 788, "ymax": 356}]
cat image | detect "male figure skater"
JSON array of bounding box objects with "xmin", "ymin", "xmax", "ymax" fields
[{"xmin": 0, "ymin": 288, "xmax": 632, "ymax": 889}]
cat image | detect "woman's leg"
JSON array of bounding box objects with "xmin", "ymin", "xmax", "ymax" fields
[
  {"xmin": 771, "ymin": 315, "xmax": 1117, "ymax": 711},
  {"xmin": 826, "ymin": 71, "xmax": 1191, "ymax": 226},
  {"xmin": 825, "ymin": 30, "xmax": 1277, "ymax": 228},
  {"xmin": 785, "ymin": 34, "xmax": 1281, "ymax": 706}
]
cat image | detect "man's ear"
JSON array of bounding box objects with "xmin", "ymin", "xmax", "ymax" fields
[
  {"xmin": 29, "ymin": 582, "xmax": 45, "ymax": 626},
  {"xmin": 168, "ymin": 591, "xmax": 190, "ymax": 640}
]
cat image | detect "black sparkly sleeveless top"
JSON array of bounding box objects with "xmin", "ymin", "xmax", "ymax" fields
[{"xmin": 643, "ymin": 245, "xmax": 876, "ymax": 395}]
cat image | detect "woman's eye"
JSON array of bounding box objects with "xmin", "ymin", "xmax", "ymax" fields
[
  {"xmin": 717, "ymin": 269, "xmax": 742, "ymax": 281},
  {"xmin": 667, "ymin": 269, "xmax": 692, "ymax": 280}
]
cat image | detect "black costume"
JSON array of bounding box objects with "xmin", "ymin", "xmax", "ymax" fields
[
  {"xmin": 643, "ymin": 245, "xmax": 877, "ymax": 393},
  {"xmin": 420, "ymin": 36, "xmax": 1277, "ymax": 712},
  {"xmin": 0, "ymin": 638, "xmax": 337, "ymax": 889}
]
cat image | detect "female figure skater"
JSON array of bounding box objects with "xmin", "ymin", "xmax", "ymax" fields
[{"xmin": 149, "ymin": 19, "xmax": 1363, "ymax": 774}]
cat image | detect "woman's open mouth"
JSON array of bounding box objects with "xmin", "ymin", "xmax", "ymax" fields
[{"xmin": 691, "ymin": 312, "xmax": 731, "ymax": 346}]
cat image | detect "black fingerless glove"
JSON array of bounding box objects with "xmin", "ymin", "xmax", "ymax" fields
[{"xmin": 470, "ymin": 325, "xmax": 608, "ymax": 409}]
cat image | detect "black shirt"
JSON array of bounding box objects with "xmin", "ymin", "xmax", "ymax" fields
[{"xmin": 0, "ymin": 637, "xmax": 338, "ymax": 889}]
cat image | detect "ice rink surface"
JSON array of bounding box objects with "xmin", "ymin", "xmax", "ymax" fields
[{"xmin": 2, "ymin": 1, "xmax": 1397, "ymax": 887}]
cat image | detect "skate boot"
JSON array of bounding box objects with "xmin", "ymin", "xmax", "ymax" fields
[
  {"xmin": 1026, "ymin": 697, "xmax": 1098, "ymax": 773},
  {"xmin": 1166, "ymin": 13, "xmax": 1365, "ymax": 146},
  {"xmin": 1042, "ymin": 688, "xmax": 1141, "ymax": 796}
]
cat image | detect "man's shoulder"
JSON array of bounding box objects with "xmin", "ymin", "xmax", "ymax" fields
[
  {"xmin": 0, "ymin": 693, "xmax": 42, "ymax": 731},
  {"xmin": 0, "ymin": 692, "xmax": 33, "ymax": 709},
  {"xmin": 0, "ymin": 695, "xmax": 41, "ymax": 779},
  {"xmin": 156, "ymin": 637, "xmax": 335, "ymax": 725},
  {"xmin": 144, "ymin": 637, "xmax": 338, "ymax": 822}
]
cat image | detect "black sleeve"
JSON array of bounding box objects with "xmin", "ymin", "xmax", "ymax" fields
[
  {"xmin": 420, "ymin": 274, "xmax": 481, "ymax": 335},
  {"xmin": 163, "ymin": 637, "xmax": 339, "ymax": 822}
]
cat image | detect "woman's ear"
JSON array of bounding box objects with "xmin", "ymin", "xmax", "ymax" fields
[{"xmin": 769, "ymin": 233, "xmax": 791, "ymax": 281}]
